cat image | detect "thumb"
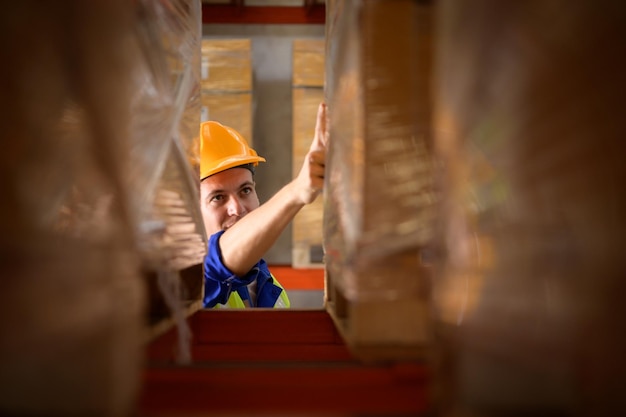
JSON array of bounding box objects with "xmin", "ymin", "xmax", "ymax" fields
[{"xmin": 310, "ymin": 101, "xmax": 328, "ymax": 151}]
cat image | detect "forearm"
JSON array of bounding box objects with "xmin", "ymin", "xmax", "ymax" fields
[
  {"xmin": 218, "ymin": 102, "xmax": 328, "ymax": 277},
  {"xmin": 219, "ymin": 181, "xmax": 305, "ymax": 276}
]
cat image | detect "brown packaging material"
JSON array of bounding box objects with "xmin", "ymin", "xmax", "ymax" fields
[
  {"xmin": 325, "ymin": 0, "xmax": 435, "ymax": 301},
  {"xmin": 323, "ymin": 0, "xmax": 435, "ymax": 358},
  {"xmin": 0, "ymin": 0, "xmax": 203, "ymax": 414},
  {"xmin": 433, "ymin": 1, "xmax": 626, "ymax": 414},
  {"xmin": 0, "ymin": 1, "xmax": 146, "ymax": 415}
]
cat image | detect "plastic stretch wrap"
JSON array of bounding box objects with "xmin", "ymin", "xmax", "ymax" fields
[
  {"xmin": 133, "ymin": 0, "xmax": 204, "ymax": 273},
  {"xmin": 324, "ymin": 0, "xmax": 435, "ymax": 302},
  {"xmin": 0, "ymin": 0, "xmax": 202, "ymax": 414},
  {"xmin": 433, "ymin": 1, "xmax": 626, "ymax": 414}
]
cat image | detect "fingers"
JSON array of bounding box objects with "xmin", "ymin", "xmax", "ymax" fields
[
  {"xmin": 309, "ymin": 162, "xmax": 325, "ymax": 179},
  {"xmin": 308, "ymin": 149, "xmax": 325, "ymax": 166},
  {"xmin": 308, "ymin": 149, "xmax": 325, "ymax": 188},
  {"xmin": 298, "ymin": 102, "xmax": 327, "ymax": 203},
  {"xmin": 311, "ymin": 102, "xmax": 328, "ymax": 151}
]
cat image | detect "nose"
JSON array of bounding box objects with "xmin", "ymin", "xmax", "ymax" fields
[{"xmin": 226, "ymin": 196, "xmax": 246, "ymax": 217}]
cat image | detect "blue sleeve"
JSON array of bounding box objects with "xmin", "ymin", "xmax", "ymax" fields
[
  {"xmin": 203, "ymin": 231, "xmax": 233, "ymax": 307},
  {"xmin": 203, "ymin": 230, "xmax": 263, "ymax": 308}
]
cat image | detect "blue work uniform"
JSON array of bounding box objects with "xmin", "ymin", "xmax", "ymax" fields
[{"xmin": 203, "ymin": 230, "xmax": 290, "ymax": 308}]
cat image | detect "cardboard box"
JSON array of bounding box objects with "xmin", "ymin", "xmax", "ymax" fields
[
  {"xmin": 201, "ymin": 39, "xmax": 252, "ymax": 92},
  {"xmin": 293, "ymin": 39, "xmax": 325, "ymax": 87},
  {"xmin": 201, "ymin": 92, "xmax": 253, "ymax": 145}
]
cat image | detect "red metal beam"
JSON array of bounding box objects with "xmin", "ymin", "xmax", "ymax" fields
[
  {"xmin": 138, "ymin": 365, "xmax": 430, "ymax": 415},
  {"xmin": 202, "ymin": 4, "xmax": 325, "ymax": 24}
]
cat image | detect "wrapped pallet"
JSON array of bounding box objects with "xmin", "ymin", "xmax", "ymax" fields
[
  {"xmin": 433, "ymin": 1, "xmax": 626, "ymax": 415},
  {"xmin": 324, "ymin": 0, "xmax": 436, "ymax": 361},
  {"xmin": 0, "ymin": 0, "xmax": 203, "ymax": 415},
  {"xmin": 137, "ymin": 0, "xmax": 205, "ymax": 352},
  {"xmin": 292, "ymin": 39, "xmax": 325, "ymax": 268}
]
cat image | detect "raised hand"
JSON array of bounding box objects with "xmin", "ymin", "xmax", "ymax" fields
[{"xmin": 296, "ymin": 102, "xmax": 328, "ymax": 204}]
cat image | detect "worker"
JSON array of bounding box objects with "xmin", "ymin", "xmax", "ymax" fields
[{"xmin": 200, "ymin": 102, "xmax": 328, "ymax": 308}]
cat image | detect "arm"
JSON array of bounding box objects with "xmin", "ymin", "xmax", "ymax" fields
[{"xmin": 219, "ymin": 102, "xmax": 328, "ymax": 276}]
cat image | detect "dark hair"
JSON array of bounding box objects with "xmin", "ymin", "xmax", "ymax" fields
[
  {"xmin": 201, "ymin": 163, "xmax": 255, "ymax": 183},
  {"xmin": 238, "ymin": 163, "xmax": 255, "ymax": 176}
]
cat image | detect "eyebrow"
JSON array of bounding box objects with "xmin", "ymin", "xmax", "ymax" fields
[{"xmin": 206, "ymin": 181, "xmax": 255, "ymax": 201}]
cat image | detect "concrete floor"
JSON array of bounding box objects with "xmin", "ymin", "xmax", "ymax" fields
[{"xmin": 286, "ymin": 290, "xmax": 324, "ymax": 309}]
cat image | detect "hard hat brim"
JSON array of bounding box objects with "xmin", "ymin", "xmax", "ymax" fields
[{"xmin": 200, "ymin": 154, "xmax": 266, "ymax": 181}]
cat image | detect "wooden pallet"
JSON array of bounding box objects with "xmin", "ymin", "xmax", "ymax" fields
[
  {"xmin": 324, "ymin": 260, "xmax": 433, "ymax": 363},
  {"xmin": 145, "ymin": 263, "xmax": 204, "ymax": 343}
]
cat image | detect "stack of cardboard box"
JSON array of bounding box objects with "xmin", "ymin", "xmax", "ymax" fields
[
  {"xmin": 292, "ymin": 39, "xmax": 326, "ymax": 268},
  {"xmin": 200, "ymin": 39, "xmax": 253, "ymax": 144}
]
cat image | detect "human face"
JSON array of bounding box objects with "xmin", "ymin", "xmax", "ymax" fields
[{"xmin": 200, "ymin": 167, "xmax": 260, "ymax": 236}]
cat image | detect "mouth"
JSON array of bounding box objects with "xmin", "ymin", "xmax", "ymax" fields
[{"xmin": 223, "ymin": 219, "xmax": 239, "ymax": 230}]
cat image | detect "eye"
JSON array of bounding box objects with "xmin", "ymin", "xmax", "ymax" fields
[
  {"xmin": 210, "ymin": 194, "xmax": 225, "ymax": 204},
  {"xmin": 241, "ymin": 186, "xmax": 253, "ymax": 196}
]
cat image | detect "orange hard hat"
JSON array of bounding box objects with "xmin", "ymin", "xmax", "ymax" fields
[{"xmin": 200, "ymin": 121, "xmax": 265, "ymax": 180}]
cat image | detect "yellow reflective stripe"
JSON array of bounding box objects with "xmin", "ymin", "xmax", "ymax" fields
[
  {"xmin": 212, "ymin": 274, "xmax": 290, "ymax": 309},
  {"xmin": 274, "ymin": 295, "xmax": 288, "ymax": 308},
  {"xmin": 213, "ymin": 291, "xmax": 246, "ymax": 309},
  {"xmin": 270, "ymin": 274, "xmax": 291, "ymax": 308}
]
